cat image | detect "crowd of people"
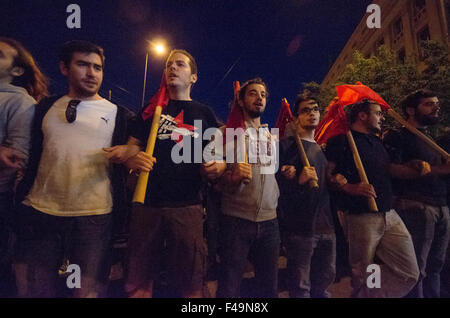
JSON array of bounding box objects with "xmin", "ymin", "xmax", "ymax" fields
[{"xmin": 0, "ymin": 37, "xmax": 448, "ymax": 298}]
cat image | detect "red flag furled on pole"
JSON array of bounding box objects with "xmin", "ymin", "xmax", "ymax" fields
[
  {"xmin": 275, "ymin": 98, "xmax": 294, "ymax": 139},
  {"xmin": 142, "ymin": 71, "xmax": 170, "ymax": 120},
  {"xmin": 278, "ymin": 97, "xmax": 318, "ymax": 188},
  {"xmin": 224, "ymin": 81, "xmax": 245, "ymax": 146},
  {"xmin": 225, "ymin": 81, "xmax": 245, "ymax": 129},
  {"xmin": 314, "ymin": 82, "xmax": 392, "ymax": 212},
  {"xmin": 314, "ymin": 97, "xmax": 348, "ymax": 145},
  {"xmin": 336, "ymin": 81, "xmax": 391, "ymax": 111},
  {"xmin": 314, "ymin": 82, "xmax": 392, "ymax": 145},
  {"xmin": 224, "ymin": 81, "xmax": 249, "ymax": 182},
  {"xmin": 133, "ymin": 71, "xmax": 169, "ymax": 204}
]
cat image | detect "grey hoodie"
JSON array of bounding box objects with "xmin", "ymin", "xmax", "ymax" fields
[
  {"xmin": 0, "ymin": 83, "xmax": 36, "ymax": 192},
  {"xmin": 221, "ymin": 128, "xmax": 279, "ymax": 222}
]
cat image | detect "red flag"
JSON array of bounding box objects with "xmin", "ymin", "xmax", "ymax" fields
[
  {"xmin": 337, "ymin": 81, "xmax": 391, "ymax": 110},
  {"xmin": 225, "ymin": 81, "xmax": 245, "ymax": 129},
  {"xmin": 142, "ymin": 71, "xmax": 170, "ymax": 120},
  {"xmin": 314, "ymin": 82, "xmax": 391, "ymax": 145},
  {"xmin": 314, "ymin": 97, "xmax": 348, "ymax": 145},
  {"xmin": 275, "ymin": 98, "xmax": 294, "ymax": 139}
]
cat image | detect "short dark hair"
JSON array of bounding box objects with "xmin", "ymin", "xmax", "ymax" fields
[
  {"xmin": 166, "ymin": 49, "xmax": 198, "ymax": 75},
  {"xmin": 238, "ymin": 77, "xmax": 269, "ymax": 101},
  {"xmin": 293, "ymin": 91, "xmax": 318, "ymax": 116},
  {"xmin": 59, "ymin": 40, "xmax": 105, "ymax": 68},
  {"xmin": 401, "ymin": 89, "xmax": 438, "ymax": 117},
  {"xmin": 347, "ymin": 99, "xmax": 377, "ymax": 125}
]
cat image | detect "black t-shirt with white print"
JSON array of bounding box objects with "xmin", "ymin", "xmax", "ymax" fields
[{"xmin": 131, "ymin": 100, "xmax": 219, "ymax": 208}]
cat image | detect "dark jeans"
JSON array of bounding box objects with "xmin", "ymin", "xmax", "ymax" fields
[
  {"xmin": 284, "ymin": 232, "xmax": 336, "ymax": 298},
  {"xmin": 0, "ymin": 191, "xmax": 14, "ymax": 297},
  {"xmin": 217, "ymin": 215, "xmax": 280, "ymax": 298},
  {"xmin": 395, "ymin": 198, "xmax": 450, "ymax": 298},
  {"xmin": 15, "ymin": 204, "xmax": 112, "ymax": 298}
]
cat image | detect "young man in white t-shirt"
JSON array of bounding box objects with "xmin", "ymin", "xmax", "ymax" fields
[{"xmin": 15, "ymin": 40, "xmax": 130, "ymax": 298}]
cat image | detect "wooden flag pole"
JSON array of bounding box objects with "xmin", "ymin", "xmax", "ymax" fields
[
  {"xmin": 387, "ymin": 109, "xmax": 450, "ymax": 160},
  {"xmin": 288, "ymin": 122, "xmax": 319, "ymax": 189},
  {"xmin": 346, "ymin": 131, "xmax": 378, "ymax": 212},
  {"xmin": 132, "ymin": 105, "xmax": 163, "ymax": 204},
  {"xmin": 242, "ymin": 123, "xmax": 250, "ymax": 185}
]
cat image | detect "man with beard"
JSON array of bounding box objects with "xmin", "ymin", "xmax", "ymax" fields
[
  {"xmin": 217, "ymin": 78, "xmax": 280, "ymax": 298},
  {"xmin": 383, "ymin": 90, "xmax": 450, "ymax": 298},
  {"xmin": 325, "ymin": 99, "xmax": 420, "ymax": 297},
  {"xmin": 277, "ymin": 92, "xmax": 336, "ymax": 298}
]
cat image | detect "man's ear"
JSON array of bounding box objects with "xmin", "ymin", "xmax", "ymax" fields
[
  {"xmin": 358, "ymin": 112, "xmax": 368, "ymax": 122},
  {"xmin": 10, "ymin": 66, "xmax": 24, "ymax": 78},
  {"xmin": 406, "ymin": 107, "xmax": 415, "ymax": 118},
  {"xmin": 238, "ymin": 98, "xmax": 244, "ymax": 108},
  {"xmin": 190, "ymin": 73, "xmax": 198, "ymax": 84},
  {"xmin": 59, "ymin": 61, "xmax": 69, "ymax": 76}
]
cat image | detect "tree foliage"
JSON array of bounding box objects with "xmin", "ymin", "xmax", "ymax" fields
[{"xmin": 304, "ymin": 41, "xmax": 450, "ymax": 134}]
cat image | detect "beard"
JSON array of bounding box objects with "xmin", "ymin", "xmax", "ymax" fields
[
  {"xmin": 302, "ymin": 124, "xmax": 318, "ymax": 130},
  {"xmin": 369, "ymin": 126, "xmax": 381, "ymax": 134},
  {"xmin": 415, "ymin": 113, "xmax": 439, "ymax": 126},
  {"xmin": 246, "ymin": 109, "xmax": 263, "ymax": 119},
  {"xmin": 367, "ymin": 121, "xmax": 381, "ymax": 134}
]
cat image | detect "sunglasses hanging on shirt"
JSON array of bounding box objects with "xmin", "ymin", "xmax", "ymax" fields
[{"xmin": 65, "ymin": 99, "xmax": 81, "ymax": 123}]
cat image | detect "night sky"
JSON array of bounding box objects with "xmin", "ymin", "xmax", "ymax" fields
[{"xmin": 1, "ymin": 0, "xmax": 373, "ymax": 125}]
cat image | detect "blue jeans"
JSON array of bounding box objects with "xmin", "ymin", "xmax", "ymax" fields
[
  {"xmin": 217, "ymin": 215, "xmax": 280, "ymax": 298},
  {"xmin": 15, "ymin": 204, "xmax": 112, "ymax": 298},
  {"xmin": 395, "ymin": 198, "xmax": 450, "ymax": 298},
  {"xmin": 284, "ymin": 233, "xmax": 336, "ymax": 298}
]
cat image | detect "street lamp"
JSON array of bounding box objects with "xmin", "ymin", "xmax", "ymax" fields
[{"xmin": 141, "ymin": 41, "xmax": 167, "ymax": 108}]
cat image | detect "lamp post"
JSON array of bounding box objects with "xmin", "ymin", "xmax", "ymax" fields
[{"xmin": 141, "ymin": 42, "xmax": 167, "ymax": 109}]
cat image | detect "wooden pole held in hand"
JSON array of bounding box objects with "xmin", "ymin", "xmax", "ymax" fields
[
  {"xmin": 387, "ymin": 109, "xmax": 450, "ymax": 160},
  {"xmin": 242, "ymin": 128, "xmax": 251, "ymax": 185},
  {"xmin": 346, "ymin": 131, "xmax": 378, "ymax": 212},
  {"xmin": 132, "ymin": 105, "xmax": 162, "ymax": 204},
  {"xmin": 289, "ymin": 122, "xmax": 319, "ymax": 189}
]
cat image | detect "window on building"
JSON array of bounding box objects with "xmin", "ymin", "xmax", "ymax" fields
[
  {"xmin": 392, "ymin": 17, "xmax": 404, "ymax": 46},
  {"xmin": 418, "ymin": 25, "xmax": 431, "ymax": 42},
  {"xmin": 413, "ymin": 0, "xmax": 427, "ymax": 24},
  {"xmin": 417, "ymin": 26, "xmax": 431, "ymax": 59},
  {"xmin": 446, "ymin": 0, "xmax": 450, "ymax": 35},
  {"xmin": 376, "ymin": 37, "xmax": 385, "ymax": 51},
  {"xmin": 398, "ymin": 47, "xmax": 406, "ymax": 63}
]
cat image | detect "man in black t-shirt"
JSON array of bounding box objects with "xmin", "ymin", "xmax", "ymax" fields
[
  {"xmin": 325, "ymin": 99, "xmax": 420, "ymax": 297},
  {"xmin": 277, "ymin": 92, "xmax": 336, "ymax": 298},
  {"xmin": 383, "ymin": 90, "xmax": 450, "ymax": 298},
  {"xmin": 117, "ymin": 50, "xmax": 226, "ymax": 298}
]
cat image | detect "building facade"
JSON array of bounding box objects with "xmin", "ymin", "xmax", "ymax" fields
[{"xmin": 322, "ymin": 0, "xmax": 450, "ymax": 88}]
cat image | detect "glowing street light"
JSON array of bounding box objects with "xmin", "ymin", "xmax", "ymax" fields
[
  {"xmin": 141, "ymin": 40, "xmax": 167, "ymax": 108},
  {"xmin": 154, "ymin": 44, "xmax": 165, "ymax": 55}
]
